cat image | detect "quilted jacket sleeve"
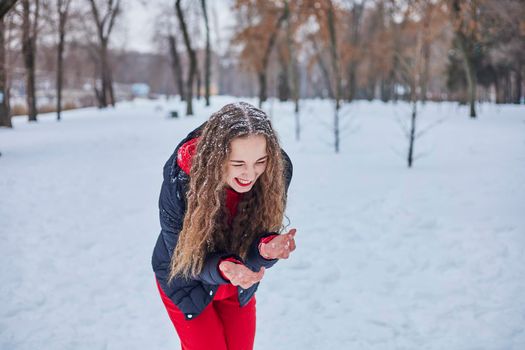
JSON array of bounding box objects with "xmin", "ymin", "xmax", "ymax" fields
[{"xmin": 153, "ymin": 175, "xmax": 233, "ymax": 286}]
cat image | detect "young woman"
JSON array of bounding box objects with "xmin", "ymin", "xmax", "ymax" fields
[{"xmin": 152, "ymin": 102, "xmax": 296, "ymax": 350}]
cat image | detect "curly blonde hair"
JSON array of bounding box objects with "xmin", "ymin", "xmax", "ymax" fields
[{"xmin": 168, "ymin": 102, "xmax": 287, "ymax": 281}]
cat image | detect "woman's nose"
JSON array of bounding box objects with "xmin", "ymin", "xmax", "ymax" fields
[{"xmin": 242, "ymin": 165, "xmax": 256, "ymax": 179}]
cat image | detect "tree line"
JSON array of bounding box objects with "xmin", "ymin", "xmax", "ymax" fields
[{"xmin": 0, "ymin": 0, "xmax": 523, "ymax": 129}]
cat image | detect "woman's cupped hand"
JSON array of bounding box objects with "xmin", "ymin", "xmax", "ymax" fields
[
  {"xmin": 219, "ymin": 262, "xmax": 265, "ymax": 289},
  {"xmin": 259, "ymin": 228, "xmax": 297, "ymax": 260}
]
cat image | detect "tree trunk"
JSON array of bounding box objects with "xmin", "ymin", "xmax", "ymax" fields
[
  {"xmin": 421, "ymin": 39, "xmax": 431, "ymax": 103},
  {"xmin": 348, "ymin": 63, "xmax": 357, "ymax": 101},
  {"xmin": 451, "ymin": 0, "xmax": 476, "ymax": 118},
  {"xmin": 103, "ymin": 42, "xmax": 115, "ymax": 107},
  {"xmin": 201, "ymin": 0, "xmax": 210, "ymax": 106},
  {"xmin": 505, "ymin": 70, "xmax": 512, "ymax": 103},
  {"xmin": 94, "ymin": 82, "xmax": 103, "ymax": 107},
  {"xmin": 56, "ymin": 37, "xmax": 64, "ymax": 120},
  {"xmin": 22, "ymin": 0, "xmax": 38, "ymax": 122},
  {"xmin": 284, "ymin": 0, "xmax": 300, "ymax": 140},
  {"xmin": 334, "ymin": 105, "xmax": 340, "ymax": 153},
  {"xmin": 257, "ymin": 71, "xmax": 266, "ymax": 108},
  {"xmin": 106, "ymin": 64, "xmax": 115, "ymax": 106},
  {"xmin": 293, "ymin": 65, "xmax": 299, "ymax": 112},
  {"xmin": 168, "ymin": 35, "xmax": 185, "ymax": 101},
  {"xmin": 175, "ymin": 0, "xmax": 196, "ymax": 116},
  {"xmin": 106, "ymin": 69, "xmax": 117, "ymax": 107},
  {"xmin": 0, "ymin": 14, "xmax": 12, "ymax": 128},
  {"xmin": 0, "ymin": 0, "xmax": 17, "ymax": 128},
  {"xmin": 347, "ymin": 2, "xmax": 363, "ymax": 102},
  {"xmin": 294, "ymin": 107, "xmax": 300, "ymax": 141},
  {"xmin": 56, "ymin": 0, "xmax": 70, "ymax": 121},
  {"xmin": 56, "ymin": 20, "xmax": 65, "ymax": 121},
  {"xmin": 327, "ymin": 3, "xmax": 341, "ymax": 111},
  {"xmin": 463, "ymin": 51, "xmax": 477, "ymax": 118},
  {"xmin": 494, "ymin": 75, "xmax": 502, "ymax": 104},
  {"xmin": 277, "ymin": 44, "xmax": 290, "ymax": 101},
  {"xmin": 420, "ymin": 4, "xmax": 434, "ymax": 103},
  {"xmin": 99, "ymin": 41, "xmax": 115, "ymax": 107},
  {"xmin": 380, "ymin": 78, "xmax": 392, "ymax": 102},
  {"xmin": 257, "ymin": 9, "xmax": 287, "ymax": 108},
  {"xmin": 89, "ymin": 0, "xmax": 120, "ymax": 108},
  {"xmin": 196, "ymin": 66, "xmax": 201, "ymax": 100},
  {"xmin": 185, "ymin": 61, "xmax": 195, "ymax": 115},
  {"xmin": 99, "ymin": 43, "xmax": 108, "ymax": 108},
  {"xmin": 407, "ymin": 74, "xmax": 418, "ymax": 168},
  {"xmin": 407, "ymin": 100, "xmax": 416, "ymax": 168},
  {"xmin": 277, "ymin": 67, "xmax": 290, "ymax": 101},
  {"xmin": 457, "ymin": 34, "xmax": 476, "ymax": 117},
  {"xmin": 310, "ymin": 35, "xmax": 333, "ymax": 99},
  {"xmin": 514, "ymin": 65, "xmax": 522, "ymax": 104},
  {"xmin": 327, "ymin": 1, "xmax": 341, "ymax": 153}
]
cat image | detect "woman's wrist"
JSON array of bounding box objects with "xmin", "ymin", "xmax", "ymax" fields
[
  {"xmin": 218, "ymin": 257, "xmax": 243, "ymax": 281},
  {"xmin": 258, "ymin": 234, "xmax": 279, "ymax": 260}
]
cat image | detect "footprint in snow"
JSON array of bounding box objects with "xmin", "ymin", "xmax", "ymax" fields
[
  {"xmin": 289, "ymin": 260, "xmax": 312, "ymax": 270},
  {"xmin": 318, "ymin": 268, "xmax": 341, "ymax": 283}
]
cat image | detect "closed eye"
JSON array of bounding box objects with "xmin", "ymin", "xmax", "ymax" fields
[{"xmin": 230, "ymin": 157, "xmax": 267, "ymax": 167}]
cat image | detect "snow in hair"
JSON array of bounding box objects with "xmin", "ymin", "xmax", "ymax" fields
[{"xmin": 211, "ymin": 102, "xmax": 274, "ymax": 137}]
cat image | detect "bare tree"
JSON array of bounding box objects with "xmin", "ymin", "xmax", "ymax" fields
[
  {"xmin": 0, "ymin": 0, "xmax": 18, "ymax": 128},
  {"xmin": 309, "ymin": 33, "xmax": 334, "ymax": 99},
  {"xmin": 89, "ymin": 0, "xmax": 120, "ymax": 108},
  {"xmin": 56, "ymin": 0, "xmax": 71, "ymax": 121},
  {"xmin": 175, "ymin": 0, "xmax": 196, "ymax": 115},
  {"xmin": 405, "ymin": 40, "xmax": 422, "ymax": 168},
  {"xmin": 346, "ymin": 0, "xmax": 365, "ymax": 102},
  {"xmin": 22, "ymin": 0, "xmax": 39, "ymax": 122},
  {"xmin": 195, "ymin": 63, "xmax": 201, "ymax": 100},
  {"xmin": 277, "ymin": 42, "xmax": 290, "ymax": 101},
  {"xmin": 480, "ymin": 0, "xmax": 524, "ymax": 105},
  {"xmin": 450, "ymin": 0, "xmax": 478, "ymax": 118},
  {"xmin": 284, "ymin": 0, "xmax": 301, "ymax": 140},
  {"xmin": 327, "ymin": 0, "xmax": 342, "ymax": 153},
  {"xmin": 201, "ymin": 0, "xmax": 210, "ymax": 106},
  {"xmin": 395, "ymin": 0, "xmax": 445, "ymax": 168},
  {"xmin": 394, "ymin": 29, "xmax": 423, "ymax": 168},
  {"xmin": 257, "ymin": 10, "xmax": 286, "ymax": 108},
  {"xmin": 309, "ymin": 0, "xmax": 343, "ymax": 152},
  {"xmin": 153, "ymin": 1, "xmax": 185, "ymax": 100},
  {"xmin": 420, "ymin": 3, "xmax": 432, "ymax": 103},
  {"xmin": 232, "ymin": 0, "xmax": 287, "ymax": 108},
  {"xmin": 168, "ymin": 34, "xmax": 185, "ymax": 100}
]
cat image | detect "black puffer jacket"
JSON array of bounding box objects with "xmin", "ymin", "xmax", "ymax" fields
[{"xmin": 151, "ymin": 123, "xmax": 293, "ymax": 320}]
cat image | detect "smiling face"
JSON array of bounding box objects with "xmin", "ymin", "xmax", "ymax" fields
[{"xmin": 224, "ymin": 135, "xmax": 268, "ymax": 193}]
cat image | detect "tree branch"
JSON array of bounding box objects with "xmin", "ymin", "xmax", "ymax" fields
[
  {"xmin": 105, "ymin": 0, "xmax": 120, "ymax": 38},
  {"xmin": 415, "ymin": 117, "xmax": 447, "ymax": 139},
  {"xmin": 0, "ymin": 0, "xmax": 18, "ymax": 18}
]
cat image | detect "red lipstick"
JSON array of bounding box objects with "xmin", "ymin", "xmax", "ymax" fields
[{"xmin": 234, "ymin": 178, "xmax": 252, "ymax": 187}]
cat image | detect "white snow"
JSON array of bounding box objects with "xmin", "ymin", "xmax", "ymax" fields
[{"xmin": 1, "ymin": 96, "xmax": 524, "ymax": 349}]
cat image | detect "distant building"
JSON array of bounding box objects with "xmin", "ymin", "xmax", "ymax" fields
[{"xmin": 131, "ymin": 83, "xmax": 151, "ymax": 98}]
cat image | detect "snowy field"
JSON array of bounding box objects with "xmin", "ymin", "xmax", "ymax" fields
[{"xmin": 1, "ymin": 96, "xmax": 524, "ymax": 350}]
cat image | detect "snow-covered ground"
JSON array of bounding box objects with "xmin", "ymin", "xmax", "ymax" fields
[{"xmin": 1, "ymin": 96, "xmax": 524, "ymax": 350}]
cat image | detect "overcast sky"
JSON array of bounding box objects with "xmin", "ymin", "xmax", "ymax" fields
[
  {"xmin": 119, "ymin": 0, "xmax": 234, "ymax": 54},
  {"xmin": 121, "ymin": 1, "xmax": 156, "ymax": 53}
]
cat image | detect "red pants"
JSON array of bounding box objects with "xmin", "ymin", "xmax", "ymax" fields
[{"xmin": 156, "ymin": 279, "xmax": 256, "ymax": 350}]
